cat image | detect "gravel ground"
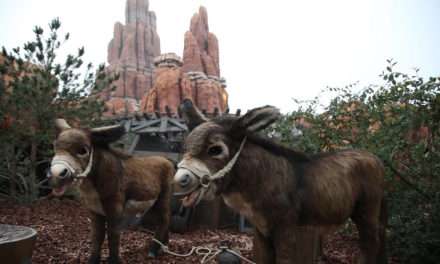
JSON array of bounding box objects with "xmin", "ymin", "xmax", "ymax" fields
[{"xmin": 0, "ymin": 198, "xmax": 395, "ymax": 263}]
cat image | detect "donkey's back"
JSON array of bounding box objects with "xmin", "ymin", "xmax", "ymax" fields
[
  {"xmin": 122, "ymin": 155, "xmax": 174, "ymax": 201},
  {"xmin": 302, "ymin": 149, "xmax": 385, "ymax": 225}
]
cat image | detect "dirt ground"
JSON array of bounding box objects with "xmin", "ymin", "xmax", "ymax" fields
[{"xmin": 0, "ymin": 198, "xmax": 377, "ymax": 263}]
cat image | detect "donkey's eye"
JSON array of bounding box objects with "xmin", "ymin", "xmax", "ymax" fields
[
  {"xmin": 207, "ymin": 145, "xmax": 223, "ymax": 157},
  {"xmin": 77, "ymin": 147, "xmax": 89, "ymax": 157}
]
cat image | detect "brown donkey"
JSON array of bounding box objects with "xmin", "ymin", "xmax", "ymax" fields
[
  {"xmin": 48, "ymin": 119, "xmax": 174, "ymax": 264},
  {"xmin": 174, "ymin": 100, "xmax": 387, "ymax": 264}
]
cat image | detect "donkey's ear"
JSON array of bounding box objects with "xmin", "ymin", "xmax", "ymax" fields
[
  {"xmin": 179, "ymin": 98, "xmax": 208, "ymax": 131},
  {"xmin": 55, "ymin": 119, "xmax": 71, "ymax": 135},
  {"xmin": 90, "ymin": 124, "xmax": 126, "ymax": 145},
  {"xmin": 234, "ymin": 106, "xmax": 280, "ymax": 133}
]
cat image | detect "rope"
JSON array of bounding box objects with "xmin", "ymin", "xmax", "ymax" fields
[{"xmin": 151, "ymin": 238, "xmax": 256, "ymax": 264}]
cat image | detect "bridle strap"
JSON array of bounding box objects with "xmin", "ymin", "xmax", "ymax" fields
[
  {"xmin": 210, "ymin": 137, "xmax": 246, "ymax": 181},
  {"xmin": 77, "ymin": 148, "xmax": 94, "ymax": 178},
  {"xmin": 50, "ymin": 148, "xmax": 94, "ymax": 179},
  {"xmin": 177, "ymin": 137, "xmax": 247, "ymax": 188}
]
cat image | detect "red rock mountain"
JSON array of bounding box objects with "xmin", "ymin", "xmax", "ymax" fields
[
  {"xmin": 140, "ymin": 7, "xmax": 228, "ymax": 115},
  {"xmin": 102, "ymin": 0, "xmax": 160, "ymax": 115},
  {"xmin": 182, "ymin": 6, "xmax": 220, "ymax": 77},
  {"xmin": 103, "ymin": 2, "xmax": 228, "ymax": 116}
]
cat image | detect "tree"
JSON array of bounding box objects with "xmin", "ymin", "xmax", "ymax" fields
[{"xmin": 0, "ymin": 18, "xmax": 118, "ymax": 203}]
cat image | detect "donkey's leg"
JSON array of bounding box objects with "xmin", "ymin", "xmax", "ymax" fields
[
  {"xmin": 254, "ymin": 228, "xmax": 275, "ymax": 264},
  {"xmin": 273, "ymin": 225, "xmax": 296, "ymax": 264},
  {"xmin": 377, "ymin": 197, "xmax": 388, "ymax": 264},
  {"xmin": 87, "ymin": 212, "xmax": 106, "ymax": 264},
  {"xmin": 107, "ymin": 218, "xmax": 122, "ymax": 264},
  {"xmin": 145, "ymin": 184, "xmax": 171, "ymax": 257},
  {"xmin": 352, "ymin": 206, "xmax": 381, "ymax": 264},
  {"xmin": 124, "ymin": 183, "xmax": 170, "ymax": 257},
  {"xmin": 102, "ymin": 197, "xmax": 124, "ymax": 264},
  {"xmin": 274, "ymin": 225, "xmax": 318, "ymax": 264}
]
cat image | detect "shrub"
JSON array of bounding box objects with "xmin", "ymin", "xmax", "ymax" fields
[{"xmin": 272, "ymin": 60, "xmax": 440, "ymax": 263}]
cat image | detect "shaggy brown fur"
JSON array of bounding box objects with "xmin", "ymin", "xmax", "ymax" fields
[
  {"xmin": 49, "ymin": 121, "xmax": 174, "ymax": 264},
  {"xmin": 176, "ymin": 100, "xmax": 387, "ymax": 264}
]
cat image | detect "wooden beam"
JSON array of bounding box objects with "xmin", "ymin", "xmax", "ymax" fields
[
  {"xmin": 159, "ymin": 117, "xmax": 169, "ymax": 133},
  {"xmin": 168, "ymin": 118, "xmax": 188, "ymax": 131},
  {"xmin": 136, "ymin": 126, "xmax": 185, "ymax": 134},
  {"xmin": 128, "ymin": 134, "xmax": 140, "ymax": 154},
  {"xmin": 131, "ymin": 119, "xmax": 161, "ymax": 132}
]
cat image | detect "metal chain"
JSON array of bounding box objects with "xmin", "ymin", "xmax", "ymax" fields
[{"xmin": 151, "ymin": 238, "xmax": 256, "ymax": 264}]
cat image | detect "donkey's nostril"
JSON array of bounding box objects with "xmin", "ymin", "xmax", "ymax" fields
[
  {"xmin": 179, "ymin": 174, "xmax": 192, "ymax": 187},
  {"xmin": 59, "ymin": 168, "xmax": 69, "ymax": 178}
]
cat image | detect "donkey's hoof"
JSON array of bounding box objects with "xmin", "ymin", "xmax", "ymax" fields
[
  {"xmin": 87, "ymin": 255, "xmax": 101, "ymax": 264},
  {"xmin": 147, "ymin": 245, "xmax": 163, "ymax": 258},
  {"xmin": 148, "ymin": 249, "xmax": 163, "ymax": 258}
]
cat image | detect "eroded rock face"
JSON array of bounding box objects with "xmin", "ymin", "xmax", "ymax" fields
[
  {"xmin": 140, "ymin": 7, "xmax": 228, "ymax": 115},
  {"xmin": 105, "ymin": 4, "xmax": 228, "ymax": 116},
  {"xmin": 103, "ymin": 0, "xmax": 160, "ymax": 116},
  {"xmin": 140, "ymin": 67, "xmax": 228, "ymax": 115},
  {"xmin": 140, "ymin": 53, "xmax": 184, "ymax": 114},
  {"xmin": 182, "ymin": 7, "xmax": 220, "ymax": 77},
  {"xmin": 182, "ymin": 72, "xmax": 227, "ymax": 113}
]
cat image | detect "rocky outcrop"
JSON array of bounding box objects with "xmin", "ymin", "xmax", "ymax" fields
[
  {"xmin": 103, "ymin": 0, "xmax": 160, "ymax": 116},
  {"xmin": 104, "ymin": 4, "xmax": 228, "ymax": 116},
  {"xmin": 140, "ymin": 7, "xmax": 228, "ymax": 115},
  {"xmin": 182, "ymin": 7, "xmax": 220, "ymax": 77},
  {"xmin": 181, "ymin": 72, "xmax": 227, "ymax": 114},
  {"xmin": 140, "ymin": 53, "xmax": 184, "ymax": 114}
]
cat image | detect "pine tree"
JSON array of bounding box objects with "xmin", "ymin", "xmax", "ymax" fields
[{"xmin": 0, "ymin": 18, "xmax": 118, "ymax": 203}]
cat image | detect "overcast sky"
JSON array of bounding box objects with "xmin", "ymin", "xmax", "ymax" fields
[{"xmin": 1, "ymin": 0, "xmax": 440, "ymax": 113}]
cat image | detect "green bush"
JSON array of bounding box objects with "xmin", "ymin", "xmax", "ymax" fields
[{"xmin": 272, "ymin": 60, "xmax": 440, "ymax": 263}]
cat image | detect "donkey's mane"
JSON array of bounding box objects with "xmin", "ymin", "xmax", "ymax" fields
[
  {"xmin": 108, "ymin": 145, "xmax": 132, "ymax": 160},
  {"xmin": 213, "ymin": 116, "xmax": 311, "ymax": 163},
  {"xmin": 246, "ymin": 133, "xmax": 311, "ymax": 163}
]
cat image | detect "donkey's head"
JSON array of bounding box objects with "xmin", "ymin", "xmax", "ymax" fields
[
  {"xmin": 48, "ymin": 119, "xmax": 125, "ymax": 196},
  {"xmin": 174, "ymin": 99, "xmax": 280, "ymax": 207}
]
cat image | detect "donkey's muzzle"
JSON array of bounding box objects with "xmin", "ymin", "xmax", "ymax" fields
[
  {"xmin": 49, "ymin": 164, "xmax": 72, "ymax": 180},
  {"xmin": 173, "ymin": 168, "xmax": 198, "ymax": 195},
  {"xmin": 178, "ymin": 173, "xmax": 192, "ymax": 188}
]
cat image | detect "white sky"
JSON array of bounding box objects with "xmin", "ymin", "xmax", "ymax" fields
[{"xmin": 1, "ymin": 0, "xmax": 440, "ymax": 113}]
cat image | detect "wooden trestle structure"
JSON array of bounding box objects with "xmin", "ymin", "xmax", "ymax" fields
[{"xmin": 103, "ymin": 110, "xmax": 249, "ymax": 233}]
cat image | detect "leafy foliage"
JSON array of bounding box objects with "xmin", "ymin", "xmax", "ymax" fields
[
  {"xmin": 271, "ymin": 60, "xmax": 440, "ymax": 263},
  {"xmin": 0, "ymin": 18, "xmax": 118, "ymax": 203}
]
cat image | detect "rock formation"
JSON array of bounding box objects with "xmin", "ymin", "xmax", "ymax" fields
[
  {"xmin": 140, "ymin": 7, "xmax": 228, "ymax": 115},
  {"xmin": 103, "ymin": 3, "xmax": 228, "ymax": 116},
  {"xmin": 140, "ymin": 53, "xmax": 184, "ymax": 114},
  {"xmin": 182, "ymin": 6, "xmax": 220, "ymax": 77},
  {"xmin": 103, "ymin": 0, "xmax": 160, "ymax": 115}
]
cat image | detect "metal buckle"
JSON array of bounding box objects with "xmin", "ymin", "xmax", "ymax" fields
[{"xmin": 200, "ymin": 175, "xmax": 211, "ymax": 188}]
